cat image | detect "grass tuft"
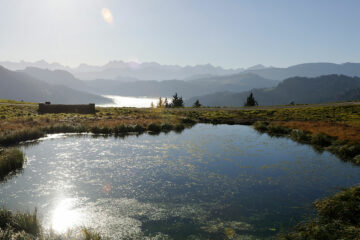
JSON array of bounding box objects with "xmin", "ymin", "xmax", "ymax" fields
[{"xmin": 0, "ymin": 148, "xmax": 24, "ymax": 179}]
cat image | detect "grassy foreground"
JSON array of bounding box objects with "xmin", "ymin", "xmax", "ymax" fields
[
  {"xmin": 0, "ymin": 208, "xmax": 105, "ymax": 240},
  {"xmin": 1, "ymin": 100, "xmax": 360, "ymax": 239}
]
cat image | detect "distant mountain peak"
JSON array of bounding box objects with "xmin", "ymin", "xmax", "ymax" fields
[{"xmin": 246, "ymin": 64, "xmax": 268, "ymax": 71}]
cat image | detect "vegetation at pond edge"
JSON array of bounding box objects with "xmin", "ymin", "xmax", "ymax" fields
[
  {"xmin": 253, "ymin": 121, "xmax": 360, "ymax": 165},
  {"xmin": 0, "ymin": 148, "xmax": 24, "ymax": 180},
  {"xmin": 280, "ymin": 185, "xmax": 360, "ymax": 240},
  {"xmin": 0, "ymin": 208, "xmax": 106, "ymax": 240}
]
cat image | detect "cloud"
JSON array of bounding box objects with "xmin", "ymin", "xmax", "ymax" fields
[{"xmin": 101, "ymin": 8, "xmax": 114, "ymax": 24}]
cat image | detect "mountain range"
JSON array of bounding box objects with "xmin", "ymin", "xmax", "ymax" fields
[
  {"xmin": 2, "ymin": 60, "xmax": 360, "ymax": 82},
  {"xmin": 185, "ymin": 75, "xmax": 360, "ymax": 107},
  {"xmin": 1, "ymin": 60, "xmax": 360, "ymax": 106}
]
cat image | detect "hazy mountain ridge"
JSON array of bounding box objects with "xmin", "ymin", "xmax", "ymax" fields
[
  {"xmin": 0, "ymin": 60, "xmax": 243, "ymax": 81},
  {"xmin": 185, "ymin": 75, "xmax": 360, "ymax": 106},
  {"xmin": 0, "ymin": 66, "xmax": 111, "ymax": 104},
  {"xmin": 3, "ymin": 60, "xmax": 360, "ymax": 82},
  {"xmin": 85, "ymin": 72, "xmax": 279, "ymax": 98},
  {"xmin": 245, "ymin": 62, "xmax": 360, "ymax": 80},
  {"xmin": 19, "ymin": 67, "xmax": 86, "ymax": 90}
]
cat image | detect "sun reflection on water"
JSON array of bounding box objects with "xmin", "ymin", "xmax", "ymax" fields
[{"xmin": 51, "ymin": 198, "xmax": 82, "ymax": 233}]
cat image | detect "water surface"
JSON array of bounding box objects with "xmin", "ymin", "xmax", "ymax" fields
[{"xmin": 1, "ymin": 124, "xmax": 360, "ymax": 239}]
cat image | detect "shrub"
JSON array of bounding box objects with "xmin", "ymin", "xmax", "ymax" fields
[
  {"xmin": 267, "ymin": 124, "xmax": 291, "ymax": 135},
  {"xmin": 281, "ymin": 185, "xmax": 360, "ymax": 240},
  {"xmin": 311, "ymin": 133, "xmax": 334, "ymax": 147},
  {"xmin": 253, "ymin": 121, "xmax": 269, "ymax": 132},
  {"xmin": 147, "ymin": 123, "xmax": 161, "ymax": 133},
  {"xmin": 0, "ymin": 148, "xmax": 24, "ymax": 179},
  {"xmin": 134, "ymin": 124, "xmax": 146, "ymax": 133},
  {"xmin": 290, "ymin": 129, "xmax": 312, "ymax": 143},
  {"xmin": 114, "ymin": 125, "xmax": 128, "ymax": 134},
  {"xmin": 336, "ymin": 144, "xmax": 360, "ymax": 160},
  {"xmin": 181, "ymin": 117, "xmax": 197, "ymax": 125},
  {"xmin": 174, "ymin": 124, "xmax": 185, "ymax": 133},
  {"xmin": 161, "ymin": 123, "xmax": 174, "ymax": 132},
  {"xmin": 90, "ymin": 126, "xmax": 102, "ymax": 134}
]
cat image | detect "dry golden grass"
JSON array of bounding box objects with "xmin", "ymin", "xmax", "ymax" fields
[{"xmin": 276, "ymin": 121, "xmax": 360, "ymax": 143}]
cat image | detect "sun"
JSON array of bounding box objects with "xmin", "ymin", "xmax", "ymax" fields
[{"xmin": 101, "ymin": 8, "xmax": 114, "ymax": 24}]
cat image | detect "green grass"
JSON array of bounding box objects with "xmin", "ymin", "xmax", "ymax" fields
[{"xmin": 0, "ymin": 148, "xmax": 24, "ymax": 179}]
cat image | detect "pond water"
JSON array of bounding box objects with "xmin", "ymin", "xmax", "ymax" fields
[{"xmin": 1, "ymin": 124, "xmax": 360, "ymax": 239}]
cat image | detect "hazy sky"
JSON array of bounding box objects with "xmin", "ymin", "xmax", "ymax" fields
[{"xmin": 1, "ymin": 0, "xmax": 360, "ymax": 68}]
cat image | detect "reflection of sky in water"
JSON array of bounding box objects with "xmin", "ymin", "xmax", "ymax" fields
[{"xmin": 1, "ymin": 124, "xmax": 360, "ymax": 239}]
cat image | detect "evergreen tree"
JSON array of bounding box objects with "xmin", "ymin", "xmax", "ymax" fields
[
  {"xmin": 193, "ymin": 99, "xmax": 201, "ymax": 108},
  {"xmin": 244, "ymin": 92, "xmax": 258, "ymax": 107},
  {"xmin": 150, "ymin": 102, "xmax": 154, "ymax": 108},
  {"xmin": 171, "ymin": 93, "xmax": 184, "ymax": 107}
]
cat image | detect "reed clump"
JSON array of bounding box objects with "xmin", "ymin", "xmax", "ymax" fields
[
  {"xmin": 0, "ymin": 208, "xmax": 107, "ymax": 240},
  {"xmin": 0, "ymin": 208, "xmax": 40, "ymax": 237},
  {"xmin": 0, "ymin": 148, "xmax": 25, "ymax": 179},
  {"xmin": 43, "ymin": 124, "xmax": 87, "ymax": 134},
  {"xmin": 0, "ymin": 128, "xmax": 45, "ymax": 146}
]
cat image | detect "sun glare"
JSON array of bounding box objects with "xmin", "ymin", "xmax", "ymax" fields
[
  {"xmin": 101, "ymin": 8, "xmax": 114, "ymax": 24},
  {"xmin": 51, "ymin": 198, "xmax": 82, "ymax": 233}
]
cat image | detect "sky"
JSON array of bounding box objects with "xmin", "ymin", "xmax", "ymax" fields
[{"xmin": 1, "ymin": 0, "xmax": 360, "ymax": 69}]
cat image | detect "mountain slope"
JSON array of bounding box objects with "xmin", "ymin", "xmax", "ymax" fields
[
  {"xmin": 185, "ymin": 75, "xmax": 360, "ymax": 106},
  {"xmin": 85, "ymin": 72, "xmax": 278, "ymax": 98},
  {"xmin": 0, "ymin": 66, "xmax": 111, "ymax": 104},
  {"xmin": 20, "ymin": 67, "xmax": 85, "ymax": 90}
]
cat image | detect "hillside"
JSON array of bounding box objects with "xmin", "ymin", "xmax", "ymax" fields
[
  {"xmin": 186, "ymin": 75, "xmax": 360, "ymax": 106},
  {"xmin": 85, "ymin": 72, "xmax": 278, "ymax": 98},
  {"xmin": 20, "ymin": 67, "xmax": 85, "ymax": 90},
  {"xmin": 0, "ymin": 66, "xmax": 111, "ymax": 104}
]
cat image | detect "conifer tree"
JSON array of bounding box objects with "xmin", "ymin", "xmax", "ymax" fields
[
  {"xmin": 244, "ymin": 92, "xmax": 258, "ymax": 107},
  {"xmin": 193, "ymin": 99, "xmax": 201, "ymax": 108}
]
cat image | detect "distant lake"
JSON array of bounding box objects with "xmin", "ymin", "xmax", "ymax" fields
[
  {"xmin": 98, "ymin": 95, "xmax": 159, "ymax": 108},
  {"xmin": 1, "ymin": 124, "xmax": 360, "ymax": 239}
]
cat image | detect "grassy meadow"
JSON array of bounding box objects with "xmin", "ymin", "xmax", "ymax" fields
[{"xmin": 1, "ymin": 99, "xmax": 360, "ymax": 239}]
